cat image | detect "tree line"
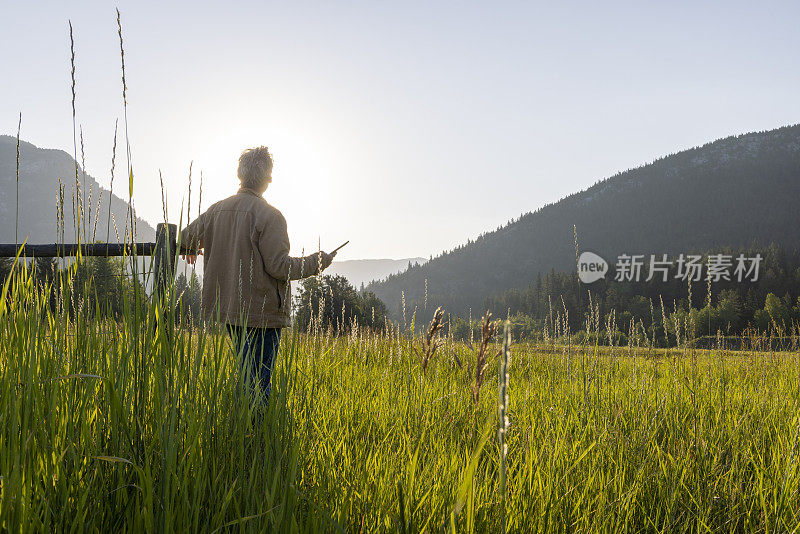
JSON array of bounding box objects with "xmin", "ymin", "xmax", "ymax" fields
[
  {"xmin": 293, "ymin": 274, "xmax": 390, "ymax": 333},
  {"xmin": 482, "ymin": 243, "xmax": 800, "ymax": 344}
]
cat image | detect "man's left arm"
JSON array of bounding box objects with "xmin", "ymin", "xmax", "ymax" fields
[{"xmin": 259, "ymin": 212, "xmax": 333, "ymax": 281}]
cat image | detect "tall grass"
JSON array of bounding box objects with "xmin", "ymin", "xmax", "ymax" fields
[
  {"xmin": 0, "ymin": 260, "xmax": 332, "ymax": 532},
  {"xmin": 3, "ymin": 263, "xmax": 800, "ymax": 531}
]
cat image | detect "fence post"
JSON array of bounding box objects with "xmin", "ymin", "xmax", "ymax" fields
[{"xmin": 154, "ymin": 223, "xmax": 177, "ymax": 301}]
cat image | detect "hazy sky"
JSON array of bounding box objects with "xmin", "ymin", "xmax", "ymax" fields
[{"xmin": 2, "ymin": 1, "xmax": 799, "ymax": 260}]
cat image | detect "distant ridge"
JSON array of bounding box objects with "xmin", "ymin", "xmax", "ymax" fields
[
  {"xmin": 0, "ymin": 135, "xmax": 155, "ymax": 245},
  {"xmin": 368, "ymin": 124, "xmax": 800, "ymax": 318},
  {"xmin": 327, "ymin": 257, "xmax": 427, "ymax": 289}
]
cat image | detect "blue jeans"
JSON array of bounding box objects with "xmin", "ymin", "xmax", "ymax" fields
[{"xmin": 226, "ymin": 325, "xmax": 281, "ymax": 400}]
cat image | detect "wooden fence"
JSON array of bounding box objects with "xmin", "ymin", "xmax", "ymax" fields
[{"xmin": 0, "ymin": 222, "xmax": 180, "ymax": 298}]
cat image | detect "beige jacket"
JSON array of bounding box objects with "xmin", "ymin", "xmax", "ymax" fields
[{"xmin": 180, "ymin": 187, "xmax": 322, "ymax": 328}]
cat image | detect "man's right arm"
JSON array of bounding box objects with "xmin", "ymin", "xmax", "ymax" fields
[{"xmin": 180, "ymin": 211, "xmax": 207, "ymax": 254}]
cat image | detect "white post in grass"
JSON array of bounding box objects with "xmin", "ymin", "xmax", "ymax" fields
[{"xmin": 498, "ymin": 321, "xmax": 511, "ymax": 534}]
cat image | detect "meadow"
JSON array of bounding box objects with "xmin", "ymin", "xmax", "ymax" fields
[
  {"xmin": 4, "ymin": 8, "xmax": 800, "ymax": 533},
  {"xmin": 2, "ymin": 258, "xmax": 800, "ymax": 533}
]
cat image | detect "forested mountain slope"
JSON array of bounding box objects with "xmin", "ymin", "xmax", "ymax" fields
[{"xmin": 368, "ymin": 125, "xmax": 800, "ymax": 318}]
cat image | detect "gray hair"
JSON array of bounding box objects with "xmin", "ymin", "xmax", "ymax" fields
[{"xmin": 237, "ymin": 146, "xmax": 273, "ymax": 191}]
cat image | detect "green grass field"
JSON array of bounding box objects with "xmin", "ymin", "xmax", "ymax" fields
[{"xmin": 2, "ymin": 266, "xmax": 800, "ymax": 532}]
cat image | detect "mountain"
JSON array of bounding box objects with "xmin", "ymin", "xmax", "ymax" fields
[
  {"xmin": 367, "ymin": 124, "xmax": 800, "ymax": 318},
  {"xmin": 0, "ymin": 135, "xmax": 155, "ymax": 245},
  {"xmin": 326, "ymin": 258, "xmax": 426, "ymax": 289}
]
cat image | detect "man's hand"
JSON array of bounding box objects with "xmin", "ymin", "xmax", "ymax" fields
[
  {"xmin": 319, "ymin": 251, "xmax": 335, "ymax": 271},
  {"xmin": 181, "ymin": 250, "xmax": 202, "ymax": 265}
]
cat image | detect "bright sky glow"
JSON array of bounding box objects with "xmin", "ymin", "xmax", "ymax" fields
[{"xmin": 2, "ymin": 1, "xmax": 800, "ymax": 260}]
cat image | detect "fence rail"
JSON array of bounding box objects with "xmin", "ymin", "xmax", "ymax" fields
[{"xmin": 0, "ymin": 242, "xmax": 160, "ymax": 257}]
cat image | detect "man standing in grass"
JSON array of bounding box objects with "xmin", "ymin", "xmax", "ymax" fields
[{"xmin": 180, "ymin": 146, "xmax": 335, "ymax": 399}]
